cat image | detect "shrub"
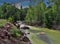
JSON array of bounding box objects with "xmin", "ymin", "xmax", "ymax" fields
[{"xmin": 10, "ymin": 26, "xmax": 21, "ymax": 37}]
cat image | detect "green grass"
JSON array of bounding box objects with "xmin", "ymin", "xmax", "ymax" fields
[
  {"xmin": 0, "ymin": 19, "xmax": 8, "ymax": 27},
  {"xmin": 30, "ymin": 26, "xmax": 60, "ymax": 44},
  {"xmin": 30, "ymin": 33, "xmax": 45, "ymax": 44}
]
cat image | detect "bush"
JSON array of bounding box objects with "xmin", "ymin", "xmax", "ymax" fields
[
  {"xmin": 10, "ymin": 26, "xmax": 21, "ymax": 37},
  {"xmin": 8, "ymin": 17, "xmax": 14, "ymax": 22}
]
